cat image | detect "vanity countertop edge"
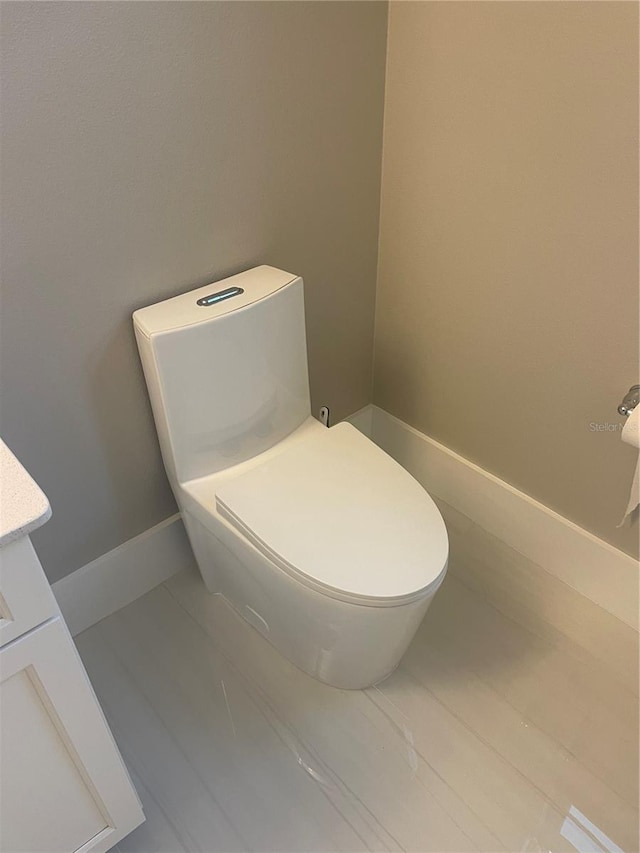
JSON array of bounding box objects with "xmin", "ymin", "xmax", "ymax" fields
[{"xmin": 0, "ymin": 439, "xmax": 51, "ymax": 547}]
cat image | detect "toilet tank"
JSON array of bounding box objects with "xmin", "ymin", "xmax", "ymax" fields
[{"xmin": 133, "ymin": 266, "xmax": 311, "ymax": 486}]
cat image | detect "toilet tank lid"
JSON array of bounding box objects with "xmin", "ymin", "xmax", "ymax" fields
[
  {"xmin": 215, "ymin": 423, "xmax": 449, "ymax": 604},
  {"xmin": 133, "ymin": 266, "xmax": 299, "ymax": 338}
]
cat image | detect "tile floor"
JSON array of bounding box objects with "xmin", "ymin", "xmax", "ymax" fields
[{"xmin": 76, "ymin": 503, "xmax": 639, "ymax": 853}]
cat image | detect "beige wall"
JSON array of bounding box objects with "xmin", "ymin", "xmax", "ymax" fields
[
  {"xmin": 1, "ymin": 1, "xmax": 387, "ymax": 582},
  {"xmin": 375, "ymin": 2, "xmax": 639, "ymax": 556}
]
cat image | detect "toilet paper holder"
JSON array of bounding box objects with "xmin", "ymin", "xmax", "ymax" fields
[{"xmin": 618, "ymin": 385, "xmax": 640, "ymax": 417}]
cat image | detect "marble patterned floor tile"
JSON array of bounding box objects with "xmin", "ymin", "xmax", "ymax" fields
[{"xmin": 76, "ymin": 561, "xmax": 638, "ymax": 853}]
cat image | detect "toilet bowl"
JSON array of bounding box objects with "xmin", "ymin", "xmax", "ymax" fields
[{"xmin": 134, "ymin": 266, "xmax": 448, "ymax": 688}]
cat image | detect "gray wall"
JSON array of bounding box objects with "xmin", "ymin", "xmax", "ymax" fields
[
  {"xmin": 1, "ymin": 1, "xmax": 387, "ymax": 582},
  {"xmin": 375, "ymin": 1, "xmax": 639, "ymax": 556}
]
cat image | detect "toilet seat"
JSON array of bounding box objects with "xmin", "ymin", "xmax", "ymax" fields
[{"xmin": 215, "ymin": 423, "xmax": 448, "ymax": 606}]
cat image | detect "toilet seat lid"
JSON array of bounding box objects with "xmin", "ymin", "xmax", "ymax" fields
[{"xmin": 215, "ymin": 423, "xmax": 448, "ymax": 604}]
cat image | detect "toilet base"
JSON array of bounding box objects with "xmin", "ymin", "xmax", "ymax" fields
[{"xmin": 182, "ymin": 511, "xmax": 445, "ymax": 689}]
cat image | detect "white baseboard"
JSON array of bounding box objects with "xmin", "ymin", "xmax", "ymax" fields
[
  {"xmin": 347, "ymin": 404, "xmax": 638, "ymax": 629},
  {"xmin": 344, "ymin": 404, "xmax": 375, "ymax": 438},
  {"xmin": 53, "ymin": 514, "xmax": 195, "ymax": 636}
]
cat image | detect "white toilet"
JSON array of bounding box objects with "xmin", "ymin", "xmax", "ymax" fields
[{"xmin": 133, "ymin": 266, "xmax": 448, "ymax": 688}]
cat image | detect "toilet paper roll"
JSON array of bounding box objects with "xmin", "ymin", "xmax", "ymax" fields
[{"xmin": 619, "ymin": 406, "xmax": 640, "ymax": 525}]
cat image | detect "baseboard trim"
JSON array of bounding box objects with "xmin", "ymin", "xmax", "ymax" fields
[
  {"xmin": 347, "ymin": 404, "xmax": 638, "ymax": 629},
  {"xmin": 344, "ymin": 404, "xmax": 375, "ymax": 438},
  {"xmin": 52, "ymin": 514, "xmax": 195, "ymax": 636}
]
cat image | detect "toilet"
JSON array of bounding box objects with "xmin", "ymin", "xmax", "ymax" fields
[{"xmin": 133, "ymin": 266, "xmax": 448, "ymax": 688}]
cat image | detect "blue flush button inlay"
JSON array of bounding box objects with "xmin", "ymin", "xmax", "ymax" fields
[{"xmin": 196, "ymin": 286, "xmax": 244, "ymax": 307}]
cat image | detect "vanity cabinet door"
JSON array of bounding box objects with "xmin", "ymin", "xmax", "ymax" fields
[{"xmin": 0, "ymin": 617, "xmax": 144, "ymax": 853}]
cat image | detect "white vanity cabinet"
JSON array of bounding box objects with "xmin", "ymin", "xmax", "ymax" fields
[{"xmin": 0, "ymin": 442, "xmax": 144, "ymax": 853}]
